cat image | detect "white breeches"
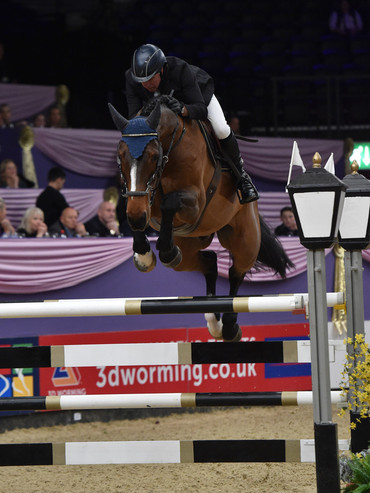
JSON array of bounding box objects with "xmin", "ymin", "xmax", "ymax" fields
[{"xmin": 207, "ymin": 95, "xmax": 231, "ymax": 140}]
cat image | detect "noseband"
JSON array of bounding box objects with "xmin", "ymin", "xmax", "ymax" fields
[{"xmin": 119, "ymin": 117, "xmax": 185, "ymax": 206}]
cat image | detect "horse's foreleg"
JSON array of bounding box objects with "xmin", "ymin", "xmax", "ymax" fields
[
  {"xmin": 156, "ymin": 192, "xmax": 183, "ymax": 268},
  {"xmin": 222, "ymin": 265, "xmax": 246, "ymax": 342},
  {"xmin": 132, "ymin": 231, "xmax": 156, "ymax": 272}
]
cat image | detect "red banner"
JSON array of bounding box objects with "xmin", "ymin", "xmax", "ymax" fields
[{"xmin": 38, "ymin": 323, "xmax": 311, "ymax": 396}]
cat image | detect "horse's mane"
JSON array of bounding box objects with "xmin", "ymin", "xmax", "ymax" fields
[{"xmin": 141, "ymin": 95, "xmax": 176, "ymax": 117}]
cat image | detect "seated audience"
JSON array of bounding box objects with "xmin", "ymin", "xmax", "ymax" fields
[
  {"xmin": 49, "ymin": 207, "xmax": 87, "ymax": 237},
  {"xmin": 0, "ymin": 103, "xmax": 14, "ymax": 129},
  {"xmin": 0, "ymin": 197, "xmax": 16, "ymax": 236},
  {"xmin": 84, "ymin": 201, "xmax": 120, "ymax": 237},
  {"xmin": 36, "ymin": 166, "xmax": 69, "ymax": 227},
  {"xmin": 31, "ymin": 113, "xmax": 46, "ymax": 128},
  {"xmin": 46, "ymin": 105, "xmax": 63, "ymax": 128},
  {"xmin": 17, "ymin": 207, "xmax": 49, "ymax": 237},
  {"xmin": 274, "ymin": 206, "xmax": 299, "ymax": 237},
  {"xmin": 0, "ymin": 158, "xmax": 35, "ymax": 188}
]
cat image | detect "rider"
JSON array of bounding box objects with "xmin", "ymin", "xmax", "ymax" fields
[{"xmin": 125, "ymin": 44, "xmax": 259, "ymax": 204}]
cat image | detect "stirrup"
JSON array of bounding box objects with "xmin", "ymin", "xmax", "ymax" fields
[
  {"xmin": 237, "ymin": 190, "xmax": 258, "ymax": 204},
  {"xmin": 237, "ymin": 183, "xmax": 259, "ymax": 204}
]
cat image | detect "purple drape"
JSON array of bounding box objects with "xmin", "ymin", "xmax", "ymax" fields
[
  {"xmin": 239, "ymin": 137, "xmax": 344, "ymax": 182},
  {"xmin": 32, "ymin": 127, "xmax": 344, "ymax": 182},
  {"xmin": 1, "ymin": 237, "xmax": 367, "ymax": 294},
  {"xmin": 0, "ymin": 83, "xmax": 56, "ymax": 121},
  {"xmin": 0, "ymin": 238, "xmax": 134, "ymax": 293},
  {"xmin": 33, "ymin": 128, "xmax": 119, "ymax": 177}
]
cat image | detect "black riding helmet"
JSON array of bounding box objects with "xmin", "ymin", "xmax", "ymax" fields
[{"xmin": 131, "ymin": 44, "xmax": 166, "ymax": 83}]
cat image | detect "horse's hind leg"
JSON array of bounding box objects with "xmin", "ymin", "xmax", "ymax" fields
[
  {"xmin": 172, "ymin": 237, "xmax": 222, "ymax": 339},
  {"xmin": 132, "ymin": 231, "xmax": 156, "ymax": 272},
  {"xmin": 201, "ymin": 250, "xmax": 223, "ymax": 340},
  {"xmin": 221, "ymin": 265, "xmax": 246, "ymax": 342}
]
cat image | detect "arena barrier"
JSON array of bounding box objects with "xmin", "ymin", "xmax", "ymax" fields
[
  {"xmin": 0, "ymin": 293, "xmax": 348, "ymax": 468},
  {"xmin": 0, "ymin": 391, "xmax": 346, "ymax": 411},
  {"xmin": 0, "ymin": 340, "xmax": 345, "ymax": 368},
  {"xmin": 0, "ymin": 439, "xmax": 351, "ymax": 466},
  {"xmin": 0, "ymin": 292, "xmax": 344, "ymax": 318}
]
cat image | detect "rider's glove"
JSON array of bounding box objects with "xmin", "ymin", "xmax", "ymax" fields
[{"xmin": 167, "ymin": 99, "xmax": 184, "ymax": 115}]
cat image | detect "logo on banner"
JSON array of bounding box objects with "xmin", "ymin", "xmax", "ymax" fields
[
  {"xmin": 52, "ymin": 367, "xmax": 81, "ymax": 387},
  {"xmin": 0, "ymin": 342, "xmax": 36, "ymax": 397},
  {"xmin": 0, "ymin": 374, "xmax": 11, "ymax": 397}
]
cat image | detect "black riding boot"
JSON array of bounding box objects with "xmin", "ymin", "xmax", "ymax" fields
[{"xmin": 220, "ymin": 132, "xmax": 259, "ymax": 204}]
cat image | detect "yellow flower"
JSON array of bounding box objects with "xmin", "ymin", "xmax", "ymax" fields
[{"xmin": 355, "ymin": 334, "xmax": 365, "ymax": 343}]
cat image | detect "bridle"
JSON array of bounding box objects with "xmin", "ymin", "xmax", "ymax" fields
[{"xmin": 118, "ymin": 116, "xmax": 186, "ymax": 206}]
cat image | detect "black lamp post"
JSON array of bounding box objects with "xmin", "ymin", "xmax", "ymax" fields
[
  {"xmin": 339, "ymin": 161, "xmax": 370, "ymax": 454},
  {"xmin": 287, "ymin": 152, "xmax": 347, "ymax": 493},
  {"xmin": 339, "ymin": 161, "xmax": 370, "ymax": 251},
  {"xmin": 288, "ymin": 153, "xmax": 347, "ymax": 250}
]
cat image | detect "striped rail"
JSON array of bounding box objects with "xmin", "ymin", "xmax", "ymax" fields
[
  {"xmin": 0, "ymin": 340, "xmax": 345, "ymax": 368},
  {"xmin": 0, "ymin": 292, "xmax": 344, "ymax": 318},
  {"xmin": 0, "ymin": 391, "xmax": 346, "ymax": 411}
]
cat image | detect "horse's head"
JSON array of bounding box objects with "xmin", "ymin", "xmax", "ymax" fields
[{"xmin": 109, "ymin": 100, "xmax": 179, "ymax": 231}]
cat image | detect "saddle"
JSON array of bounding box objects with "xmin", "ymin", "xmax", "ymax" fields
[{"xmin": 197, "ymin": 120, "xmax": 230, "ymax": 172}]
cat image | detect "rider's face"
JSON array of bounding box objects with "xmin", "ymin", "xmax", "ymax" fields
[{"xmin": 141, "ymin": 72, "xmax": 161, "ymax": 93}]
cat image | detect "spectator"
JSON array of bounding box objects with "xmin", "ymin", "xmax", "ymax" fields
[
  {"xmin": 0, "ymin": 158, "xmax": 35, "ymax": 188},
  {"xmin": 49, "ymin": 207, "xmax": 87, "ymax": 237},
  {"xmin": 46, "ymin": 105, "xmax": 63, "ymax": 128},
  {"xmin": 329, "ymin": 0, "xmax": 363, "ymax": 36},
  {"xmin": 36, "ymin": 166, "xmax": 69, "ymax": 227},
  {"xmin": 0, "ymin": 103, "xmax": 14, "ymax": 128},
  {"xmin": 274, "ymin": 206, "xmax": 299, "ymax": 237},
  {"xmin": 31, "ymin": 113, "xmax": 46, "ymax": 128},
  {"xmin": 17, "ymin": 207, "xmax": 48, "ymax": 238},
  {"xmin": 84, "ymin": 201, "xmax": 120, "ymax": 237},
  {"xmin": 0, "ymin": 197, "xmax": 16, "ymax": 237}
]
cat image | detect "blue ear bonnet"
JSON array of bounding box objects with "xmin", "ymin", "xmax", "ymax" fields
[{"xmin": 121, "ymin": 117, "xmax": 158, "ymax": 159}]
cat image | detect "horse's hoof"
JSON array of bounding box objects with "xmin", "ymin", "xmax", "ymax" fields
[
  {"xmin": 205, "ymin": 313, "xmax": 223, "ymax": 339},
  {"xmin": 133, "ymin": 251, "xmax": 157, "ymax": 272},
  {"xmin": 159, "ymin": 246, "xmax": 182, "ymax": 268},
  {"xmin": 222, "ymin": 324, "xmax": 242, "ymax": 342}
]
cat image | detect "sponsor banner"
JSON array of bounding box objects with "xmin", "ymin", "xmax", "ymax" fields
[
  {"xmin": 0, "ymin": 337, "xmax": 40, "ymax": 399},
  {"xmin": 38, "ymin": 323, "xmax": 311, "ymax": 395}
]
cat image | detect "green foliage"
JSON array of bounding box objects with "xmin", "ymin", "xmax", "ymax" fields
[{"xmin": 342, "ymin": 452, "xmax": 370, "ymax": 492}]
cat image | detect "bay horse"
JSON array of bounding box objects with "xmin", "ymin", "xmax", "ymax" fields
[{"xmin": 109, "ymin": 96, "xmax": 293, "ymax": 342}]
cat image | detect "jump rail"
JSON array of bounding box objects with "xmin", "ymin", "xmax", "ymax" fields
[
  {"xmin": 0, "ymin": 439, "xmax": 350, "ymax": 466},
  {"xmin": 0, "ymin": 391, "xmax": 346, "ymax": 411},
  {"xmin": 0, "ymin": 292, "xmax": 344, "ymax": 318},
  {"xmin": 0, "ymin": 340, "xmax": 345, "ymax": 368}
]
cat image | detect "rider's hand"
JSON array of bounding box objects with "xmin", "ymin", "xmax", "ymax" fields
[{"xmin": 167, "ymin": 99, "xmax": 184, "ymax": 115}]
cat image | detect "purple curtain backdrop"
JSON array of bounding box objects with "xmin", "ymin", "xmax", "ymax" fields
[
  {"xmin": 0, "ymin": 83, "xmax": 56, "ymax": 121},
  {"xmin": 33, "ymin": 128, "xmax": 119, "ymax": 177},
  {"xmin": 0, "ymin": 237, "xmax": 368, "ymax": 294},
  {"xmin": 31, "ymin": 128, "xmax": 344, "ymax": 182}
]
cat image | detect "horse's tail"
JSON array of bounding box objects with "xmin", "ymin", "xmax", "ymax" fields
[{"xmin": 256, "ymin": 214, "xmax": 294, "ymax": 279}]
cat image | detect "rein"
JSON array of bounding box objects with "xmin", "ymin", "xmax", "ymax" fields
[{"xmin": 120, "ymin": 116, "xmax": 186, "ymax": 206}]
